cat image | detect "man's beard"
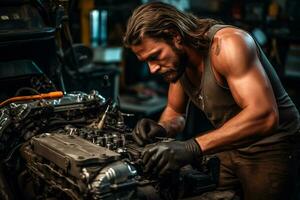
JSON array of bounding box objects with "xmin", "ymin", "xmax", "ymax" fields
[{"xmin": 161, "ymin": 46, "xmax": 188, "ymax": 83}]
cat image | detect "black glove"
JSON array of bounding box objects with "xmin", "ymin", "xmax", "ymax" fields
[
  {"xmin": 142, "ymin": 139, "xmax": 203, "ymax": 177},
  {"xmin": 132, "ymin": 118, "xmax": 167, "ymax": 146}
]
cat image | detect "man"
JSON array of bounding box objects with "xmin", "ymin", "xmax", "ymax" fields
[{"xmin": 123, "ymin": 2, "xmax": 300, "ymax": 199}]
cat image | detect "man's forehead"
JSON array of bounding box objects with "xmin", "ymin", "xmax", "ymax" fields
[{"xmin": 131, "ymin": 38, "xmax": 162, "ymax": 60}]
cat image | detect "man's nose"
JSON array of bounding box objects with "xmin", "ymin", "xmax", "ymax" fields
[{"xmin": 148, "ymin": 62, "xmax": 160, "ymax": 73}]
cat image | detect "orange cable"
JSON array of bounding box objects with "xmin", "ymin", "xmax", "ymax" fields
[{"xmin": 0, "ymin": 91, "xmax": 64, "ymax": 107}]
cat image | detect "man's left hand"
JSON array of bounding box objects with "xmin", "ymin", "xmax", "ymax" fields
[{"xmin": 142, "ymin": 139, "xmax": 203, "ymax": 177}]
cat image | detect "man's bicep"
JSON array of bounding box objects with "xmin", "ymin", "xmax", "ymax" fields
[
  {"xmin": 218, "ymin": 33, "xmax": 277, "ymax": 111},
  {"xmin": 227, "ymin": 62, "xmax": 276, "ymax": 110},
  {"xmin": 225, "ymin": 46, "xmax": 276, "ymax": 111}
]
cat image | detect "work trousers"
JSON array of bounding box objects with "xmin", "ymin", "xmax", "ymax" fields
[{"xmin": 197, "ymin": 142, "xmax": 300, "ymax": 200}]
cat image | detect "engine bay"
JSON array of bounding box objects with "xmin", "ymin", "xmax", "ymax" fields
[{"xmin": 0, "ymin": 91, "xmax": 219, "ymax": 200}]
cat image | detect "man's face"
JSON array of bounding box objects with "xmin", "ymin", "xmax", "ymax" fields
[{"xmin": 131, "ymin": 37, "xmax": 188, "ymax": 83}]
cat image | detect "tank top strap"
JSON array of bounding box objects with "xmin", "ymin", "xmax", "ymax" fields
[{"xmin": 206, "ymin": 24, "xmax": 234, "ymax": 40}]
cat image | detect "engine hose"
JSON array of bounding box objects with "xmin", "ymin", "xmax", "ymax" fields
[{"xmin": 0, "ymin": 91, "xmax": 63, "ymax": 107}]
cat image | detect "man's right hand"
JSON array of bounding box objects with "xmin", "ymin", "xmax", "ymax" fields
[{"xmin": 132, "ymin": 118, "xmax": 167, "ymax": 146}]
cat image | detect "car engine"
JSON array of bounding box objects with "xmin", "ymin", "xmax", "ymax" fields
[{"xmin": 0, "ymin": 91, "xmax": 219, "ymax": 200}]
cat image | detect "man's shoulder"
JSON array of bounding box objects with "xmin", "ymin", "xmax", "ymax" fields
[
  {"xmin": 213, "ymin": 26, "xmax": 251, "ymax": 42},
  {"xmin": 210, "ymin": 27, "xmax": 258, "ymax": 76}
]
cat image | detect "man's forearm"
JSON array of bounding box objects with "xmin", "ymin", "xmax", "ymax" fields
[
  {"xmin": 158, "ymin": 105, "xmax": 187, "ymax": 137},
  {"xmin": 196, "ymin": 106, "xmax": 278, "ymax": 155},
  {"xmin": 159, "ymin": 116, "xmax": 186, "ymax": 137}
]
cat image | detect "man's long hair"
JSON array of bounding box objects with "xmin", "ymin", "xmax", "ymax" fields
[{"xmin": 123, "ymin": 2, "xmax": 222, "ymax": 55}]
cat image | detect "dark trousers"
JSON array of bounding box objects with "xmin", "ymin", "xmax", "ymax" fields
[{"xmin": 197, "ymin": 144, "xmax": 300, "ymax": 200}]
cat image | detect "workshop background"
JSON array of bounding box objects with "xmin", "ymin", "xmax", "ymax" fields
[{"xmin": 0, "ymin": 0, "xmax": 299, "ymax": 135}]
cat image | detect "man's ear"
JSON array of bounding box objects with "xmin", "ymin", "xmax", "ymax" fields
[
  {"xmin": 172, "ymin": 33, "xmax": 183, "ymax": 49},
  {"xmin": 163, "ymin": 29, "xmax": 182, "ymax": 43},
  {"xmin": 173, "ymin": 34, "xmax": 182, "ymax": 45}
]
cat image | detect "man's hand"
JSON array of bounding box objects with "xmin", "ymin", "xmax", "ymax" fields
[
  {"xmin": 132, "ymin": 118, "xmax": 167, "ymax": 146},
  {"xmin": 142, "ymin": 139, "xmax": 202, "ymax": 177}
]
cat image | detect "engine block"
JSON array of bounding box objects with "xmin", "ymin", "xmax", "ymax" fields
[{"xmin": 0, "ymin": 91, "xmax": 219, "ymax": 200}]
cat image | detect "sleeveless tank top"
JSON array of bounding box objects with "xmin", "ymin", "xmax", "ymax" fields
[{"xmin": 180, "ymin": 25, "xmax": 300, "ymax": 152}]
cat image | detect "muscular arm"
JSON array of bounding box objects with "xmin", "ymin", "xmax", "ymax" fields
[
  {"xmin": 159, "ymin": 81, "xmax": 188, "ymax": 137},
  {"xmin": 196, "ymin": 28, "xmax": 279, "ymax": 154}
]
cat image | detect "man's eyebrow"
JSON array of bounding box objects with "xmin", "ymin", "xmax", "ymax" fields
[{"xmin": 143, "ymin": 50, "xmax": 161, "ymax": 62}]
